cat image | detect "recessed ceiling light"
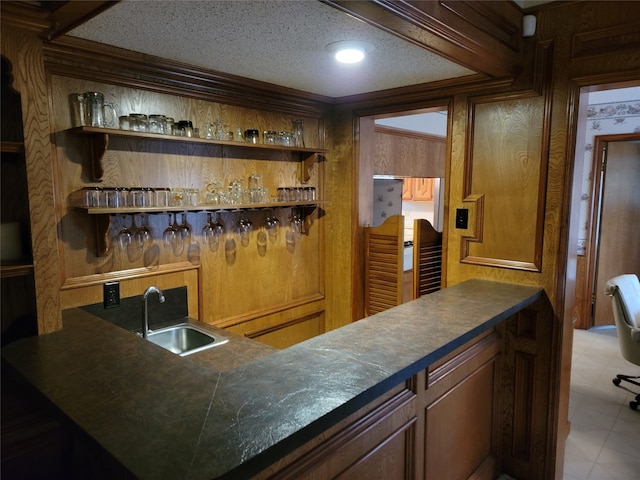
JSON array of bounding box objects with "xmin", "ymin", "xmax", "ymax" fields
[{"xmin": 326, "ymin": 41, "xmax": 374, "ymax": 64}]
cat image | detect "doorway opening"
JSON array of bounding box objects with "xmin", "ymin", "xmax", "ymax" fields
[
  {"xmin": 567, "ymin": 85, "xmax": 640, "ymax": 330},
  {"xmin": 357, "ymin": 106, "xmax": 449, "ymax": 314}
]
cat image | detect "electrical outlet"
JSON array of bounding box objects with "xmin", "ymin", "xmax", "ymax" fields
[
  {"xmin": 455, "ymin": 208, "xmax": 469, "ymax": 229},
  {"xmin": 103, "ymin": 281, "xmax": 120, "ymax": 309}
]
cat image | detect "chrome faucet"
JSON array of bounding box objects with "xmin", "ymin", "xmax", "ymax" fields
[{"xmin": 142, "ymin": 286, "xmax": 165, "ymax": 339}]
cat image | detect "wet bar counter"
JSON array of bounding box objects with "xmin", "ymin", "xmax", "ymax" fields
[{"xmin": 1, "ymin": 280, "xmax": 551, "ymax": 479}]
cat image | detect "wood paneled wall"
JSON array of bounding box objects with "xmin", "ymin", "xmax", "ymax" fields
[
  {"xmin": 462, "ymin": 94, "xmax": 547, "ymax": 272},
  {"xmin": 374, "ymin": 126, "xmax": 446, "ymax": 177},
  {"xmin": 46, "ymin": 74, "xmax": 326, "ymax": 338}
]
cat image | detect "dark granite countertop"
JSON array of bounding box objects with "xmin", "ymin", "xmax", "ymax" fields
[{"xmin": 1, "ymin": 279, "xmax": 543, "ymax": 479}]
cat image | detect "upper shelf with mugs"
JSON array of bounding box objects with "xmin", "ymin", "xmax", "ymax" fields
[{"xmin": 56, "ymin": 126, "xmax": 328, "ymax": 184}]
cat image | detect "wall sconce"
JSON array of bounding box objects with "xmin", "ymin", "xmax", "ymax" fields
[{"xmin": 522, "ymin": 15, "xmax": 537, "ymax": 38}]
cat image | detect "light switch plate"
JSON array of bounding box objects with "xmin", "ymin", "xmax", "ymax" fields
[{"xmin": 455, "ymin": 208, "xmax": 468, "ymax": 229}]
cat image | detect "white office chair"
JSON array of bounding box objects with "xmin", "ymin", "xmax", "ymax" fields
[{"xmin": 605, "ymin": 274, "xmax": 640, "ymax": 410}]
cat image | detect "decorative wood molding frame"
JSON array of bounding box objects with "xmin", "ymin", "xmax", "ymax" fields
[
  {"xmin": 457, "ymin": 192, "xmax": 485, "ymax": 249},
  {"xmin": 571, "ymin": 22, "xmax": 640, "ymax": 59},
  {"xmin": 43, "ymin": 36, "xmax": 331, "ymax": 117},
  {"xmin": 460, "ymin": 41, "xmax": 553, "ymax": 272}
]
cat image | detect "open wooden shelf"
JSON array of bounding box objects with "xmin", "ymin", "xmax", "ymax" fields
[
  {"xmin": 1, "ymin": 141, "xmax": 25, "ymax": 154},
  {"xmin": 0, "ymin": 262, "xmax": 34, "ymax": 279},
  {"xmin": 60, "ymin": 126, "xmax": 327, "ymax": 183},
  {"xmin": 75, "ymin": 200, "xmax": 327, "ymax": 215}
]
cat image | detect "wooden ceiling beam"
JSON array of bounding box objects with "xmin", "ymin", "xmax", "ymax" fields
[
  {"xmin": 323, "ymin": 0, "xmax": 524, "ymax": 80},
  {"xmin": 40, "ymin": 0, "xmax": 119, "ymax": 41},
  {"xmin": 0, "ymin": 1, "xmax": 118, "ymax": 41}
]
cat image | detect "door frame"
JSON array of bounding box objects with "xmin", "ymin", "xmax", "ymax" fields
[{"xmin": 579, "ymin": 132, "xmax": 640, "ymax": 329}]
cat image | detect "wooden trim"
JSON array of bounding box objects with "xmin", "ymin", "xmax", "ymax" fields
[
  {"xmin": 427, "ymin": 330, "xmax": 500, "ymax": 393},
  {"xmin": 571, "ymin": 22, "xmax": 640, "ymax": 59},
  {"xmin": 374, "ymin": 125, "xmax": 446, "ymax": 143},
  {"xmin": 43, "ymin": 37, "xmax": 331, "ymax": 116},
  {"xmin": 334, "ymin": 75, "xmax": 513, "ymax": 112},
  {"xmin": 40, "ymin": 1, "xmax": 116, "ymax": 41},
  {"xmin": 60, "ymin": 262, "xmax": 199, "ymax": 289},
  {"xmin": 0, "ymin": 3, "xmax": 51, "ymax": 32},
  {"xmin": 267, "ymin": 387, "xmax": 416, "ymax": 480},
  {"xmin": 213, "ymin": 293, "xmax": 326, "ymax": 329},
  {"xmin": 242, "ymin": 310, "xmax": 324, "ymax": 341},
  {"xmin": 323, "ymin": 0, "xmax": 523, "ymax": 79},
  {"xmin": 0, "ymin": 141, "xmax": 25, "ymax": 153}
]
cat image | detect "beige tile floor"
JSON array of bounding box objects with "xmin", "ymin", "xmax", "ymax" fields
[{"xmin": 563, "ymin": 327, "xmax": 640, "ymax": 480}]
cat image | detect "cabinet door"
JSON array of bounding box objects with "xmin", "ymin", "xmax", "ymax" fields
[
  {"xmin": 402, "ymin": 178, "xmax": 413, "ymax": 201},
  {"xmin": 413, "ymin": 178, "xmax": 433, "ymax": 202},
  {"xmin": 402, "ymin": 178, "xmax": 433, "ymax": 202},
  {"xmin": 413, "ymin": 178, "xmax": 433, "ymax": 201}
]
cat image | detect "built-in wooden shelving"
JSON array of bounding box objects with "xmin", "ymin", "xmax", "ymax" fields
[{"xmin": 61, "ymin": 126, "xmax": 327, "ymax": 183}]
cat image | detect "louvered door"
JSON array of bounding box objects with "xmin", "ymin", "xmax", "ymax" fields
[
  {"xmin": 413, "ymin": 219, "xmax": 442, "ymax": 298},
  {"xmin": 365, "ymin": 215, "xmax": 404, "ymax": 316}
]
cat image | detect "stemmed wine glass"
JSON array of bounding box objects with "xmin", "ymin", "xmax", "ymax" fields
[
  {"xmin": 238, "ymin": 216, "xmax": 253, "ymax": 247},
  {"xmin": 213, "ymin": 212, "xmax": 225, "ymax": 236},
  {"xmin": 265, "ymin": 211, "xmax": 279, "ymax": 243},
  {"xmin": 202, "ymin": 212, "xmax": 224, "ymax": 251},
  {"xmin": 163, "ymin": 213, "xmax": 179, "ymax": 251},
  {"xmin": 291, "ymin": 212, "xmax": 304, "ymax": 240},
  {"xmin": 117, "ymin": 215, "xmax": 133, "ymax": 251},
  {"xmin": 177, "ymin": 212, "xmax": 191, "ymax": 244},
  {"xmin": 135, "ymin": 214, "xmax": 153, "ymax": 248}
]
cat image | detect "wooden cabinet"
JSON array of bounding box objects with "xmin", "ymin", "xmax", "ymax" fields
[
  {"xmin": 257, "ymin": 298, "xmax": 556, "ymax": 480},
  {"xmin": 402, "ymin": 177, "xmax": 434, "ymax": 201},
  {"xmin": 256, "ymin": 327, "xmax": 502, "ymax": 480},
  {"xmin": 1, "ymin": 55, "xmax": 63, "ymax": 480},
  {"xmin": 1, "ymin": 56, "xmax": 37, "ymax": 344}
]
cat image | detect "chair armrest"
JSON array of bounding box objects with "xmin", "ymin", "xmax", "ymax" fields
[{"xmin": 632, "ymin": 327, "xmax": 640, "ymax": 343}]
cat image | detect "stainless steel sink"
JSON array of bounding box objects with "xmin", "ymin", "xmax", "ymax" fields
[{"xmin": 146, "ymin": 323, "xmax": 228, "ymax": 356}]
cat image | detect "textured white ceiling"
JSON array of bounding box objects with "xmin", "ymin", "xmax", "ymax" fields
[{"xmin": 67, "ymin": 0, "xmax": 475, "ymax": 98}]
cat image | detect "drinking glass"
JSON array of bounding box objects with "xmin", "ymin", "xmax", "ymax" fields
[
  {"xmin": 178, "ymin": 212, "xmax": 192, "ymax": 244},
  {"xmin": 265, "ymin": 214, "xmax": 279, "ymax": 243},
  {"xmin": 117, "ymin": 216, "xmax": 133, "ymax": 251},
  {"xmin": 202, "ymin": 213, "xmax": 223, "ymax": 252},
  {"xmin": 291, "ymin": 213, "xmax": 304, "ymax": 240},
  {"xmin": 163, "ymin": 213, "xmax": 178, "ymax": 249},
  {"xmin": 213, "ymin": 212, "xmax": 225, "ymax": 235},
  {"xmin": 238, "ymin": 216, "xmax": 253, "ymax": 247},
  {"xmin": 135, "ymin": 215, "xmax": 153, "ymax": 248},
  {"xmin": 292, "ymin": 119, "xmax": 305, "ymax": 148}
]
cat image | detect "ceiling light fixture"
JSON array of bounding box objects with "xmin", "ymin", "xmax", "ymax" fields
[{"xmin": 326, "ymin": 41, "xmax": 374, "ymax": 64}]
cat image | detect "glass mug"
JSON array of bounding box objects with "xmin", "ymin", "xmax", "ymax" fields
[
  {"xmin": 83, "ymin": 92, "xmax": 117, "ymax": 128},
  {"xmin": 70, "ymin": 93, "xmax": 88, "ymax": 127}
]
